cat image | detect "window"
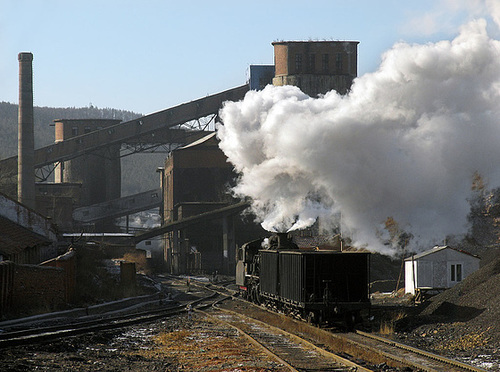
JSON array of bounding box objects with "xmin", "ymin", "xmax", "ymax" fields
[
  {"xmin": 336, "ymin": 53, "xmax": 343, "ymax": 72},
  {"xmin": 307, "ymin": 54, "xmax": 315, "ymax": 72},
  {"xmin": 299, "ymin": 228, "xmax": 313, "ymax": 237},
  {"xmin": 72, "ymin": 126, "xmax": 79, "ymax": 136},
  {"xmin": 451, "ymin": 264, "xmax": 463, "ymax": 282},
  {"xmin": 295, "ymin": 54, "xmax": 302, "ymax": 71},
  {"xmin": 322, "ymin": 54, "xmax": 329, "ymax": 72},
  {"xmin": 84, "ymin": 126, "xmax": 91, "ymax": 134}
]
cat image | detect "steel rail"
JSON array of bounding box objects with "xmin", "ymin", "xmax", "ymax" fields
[
  {"xmin": 355, "ymin": 330, "xmax": 488, "ymax": 372},
  {"xmin": 0, "ymin": 291, "xmax": 222, "ymax": 348},
  {"xmin": 201, "ymin": 305, "xmax": 372, "ymax": 372},
  {"xmin": 198, "ymin": 308, "xmax": 299, "ymax": 372},
  {"xmin": 202, "ymin": 284, "xmax": 487, "ymax": 372}
]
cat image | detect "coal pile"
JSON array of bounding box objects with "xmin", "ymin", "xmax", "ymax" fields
[{"xmin": 395, "ymin": 249, "xmax": 500, "ymax": 370}]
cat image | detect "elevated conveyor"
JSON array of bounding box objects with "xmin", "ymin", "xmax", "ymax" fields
[
  {"xmin": 133, "ymin": 201, "xmax": 250, "ymax": 243},
  {"xmin": 0, "ymin": 85, "xmax": 249, "ymax": 174},
  {"xmin": 72, "ymin": 188, "xmax": 162, "ymax": 223}
]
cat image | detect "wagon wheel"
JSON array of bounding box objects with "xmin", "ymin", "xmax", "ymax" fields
[
  {"xmin": 251, "ymin": 286, "xmax": 261, "ymax": 305},
  {"xmin": 306, "ymin": 311, "xmax": 316, "ymax": 325},
  {"xmin": 344, "ymin": 311, "xmax": 355, "ymax": 330}
]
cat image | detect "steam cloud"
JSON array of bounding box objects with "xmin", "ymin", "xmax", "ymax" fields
[{"xmin": 217, "ymin": 19, "xmax": 500, "ymax": 255}]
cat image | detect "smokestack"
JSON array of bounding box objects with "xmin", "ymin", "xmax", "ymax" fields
[{"xmin": 17, "ymin": 52, "xmax": 35, "ymax": 209}]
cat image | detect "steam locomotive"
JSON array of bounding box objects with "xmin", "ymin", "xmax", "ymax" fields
[{"xmin": 236, "ymin": 233, "xmax": 371, "ymax": 325}]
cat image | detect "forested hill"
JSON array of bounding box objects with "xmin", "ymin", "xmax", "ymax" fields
[
  {"xmin": 0, "ymin": 101, "xmax": 142, "ymax": 158},
  {"xmin": 0, "ymin": 101, "xmax": 166, "ymax": 195}
]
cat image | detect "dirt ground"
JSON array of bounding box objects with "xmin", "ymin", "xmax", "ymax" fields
[
  {"xmin": 3, "ymin": 246, "xmax": 499, "ymax": 371},
  {"xmin": 0, "ymin": 314, "xmax": 289, "ymax": 372}
]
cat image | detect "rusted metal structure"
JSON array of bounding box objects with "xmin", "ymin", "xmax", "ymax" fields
[
  {"xmin": 17, "ymin": 52, "xmax": 35, "ymax": 209},
  {"xmin": 0, "ymin": 85, "xmax": 249, "ymax": 180},
  {"xmin": 0, "ymin": 84, "xmax": 249, "ymax": 231}
]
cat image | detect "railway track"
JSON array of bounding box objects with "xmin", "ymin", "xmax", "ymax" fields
[
  {"xmin": 350, "ymin": 330, "xmax": 488, "ymax": 372},
  {"xmin": 0, "ymin": 280, "xmax": 224, "ymax": 348},
  {"xmin": 205, "ymin": 280, "xmax": 488, "ymax": 372},
  {"xmin": 201, "ymin": 305, "xmax": 371, "ymax": 372},
  {"xmin": 0, "ymin": 276, "xmax": 490, "ymax": 371}
]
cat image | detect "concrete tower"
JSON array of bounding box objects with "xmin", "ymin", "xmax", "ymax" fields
[
  {"xmin": 272, "ymin": 41, "xmax": 359, "ymax": 96},
  {"xmin": 53, "ymin": 118, "xmax": 122, "ymax": 207},
  {"xmin": 17, "ymin": 52, "xmax": 35, "ymax": 209}
]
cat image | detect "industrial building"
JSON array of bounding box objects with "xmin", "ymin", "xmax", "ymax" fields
[
  {"xmin": 154, "ymin": 40, "xmax": 359, "ymax": 275},
  {"xmin": 158, "ymin": 133, "xmax": 266, "ymax": 274},
  {"xmin": 272, "ymin": 40, "xmax": 358, "ymax": 96},
  {"xmin": 0, "ymin": 40, "xmax": 359, "ymax": 315}
]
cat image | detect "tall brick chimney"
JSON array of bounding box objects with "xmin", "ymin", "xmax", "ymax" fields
[{"xmin": 17, "ymin": 52, "xmax": 35, "ymax": 209}]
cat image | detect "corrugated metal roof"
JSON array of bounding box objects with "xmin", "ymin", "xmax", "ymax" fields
[
  {"xmin": 404, "ymin": 245, "xmax": 480, "ymax": 261},
  {"xmin": 177, "ymin": 132, "xmax": 217, "ymax": 150}
]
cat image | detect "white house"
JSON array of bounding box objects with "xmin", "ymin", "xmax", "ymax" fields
[{"xmin": 405, "ymin": 246, "xmax": 480, "ymax": 296}]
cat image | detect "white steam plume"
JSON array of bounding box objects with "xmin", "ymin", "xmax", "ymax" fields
[{"xmin": 217, "ymin": 19, "xmax": 500, "ymax": 255}]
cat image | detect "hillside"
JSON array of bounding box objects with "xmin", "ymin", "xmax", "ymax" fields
[
  {"xmin": 393, "ymin": 249, "xmax": 500, "ymax": 369},
  {"xmin": 0, "ymin": 102, "xmax": 166, "ymax": 196}
]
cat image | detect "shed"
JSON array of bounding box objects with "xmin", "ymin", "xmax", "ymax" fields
[{"xmin": 404, "ymin": 246, "xmax": 480, "ymax": 296}]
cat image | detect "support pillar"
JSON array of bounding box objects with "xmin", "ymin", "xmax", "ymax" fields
[{"xmin": 222, "ymin": 216, "xmax": 236, "ymax": 274}]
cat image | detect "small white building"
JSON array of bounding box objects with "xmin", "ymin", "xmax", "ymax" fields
[{"xmin": 405, "ymin": 246, "xmax": 480, "ymax": 296}]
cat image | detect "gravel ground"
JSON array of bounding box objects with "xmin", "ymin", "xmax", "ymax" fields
[
  {"xmin": 387, "ymin": 251, "xmax": 500, "ymax": 371},
  {"xmin": 0, "ymin": 314, "xmax": 289, "ymax": 371},
  {"xmin": 2, "ymin": 249, "xmax": 499, "ymax": 371}
]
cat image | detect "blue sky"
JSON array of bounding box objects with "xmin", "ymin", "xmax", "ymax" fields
[{"xmin": 1, "ymin": 0, "xmax": 498, "ymax": 115}]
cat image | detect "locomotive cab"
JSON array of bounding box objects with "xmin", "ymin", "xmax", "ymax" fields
[{"xmin": 235, "ymin": 238, "xmax": 263, "ymax": 300}]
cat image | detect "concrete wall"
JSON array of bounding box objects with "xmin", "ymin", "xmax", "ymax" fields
[
  {"xmin": 0, "ymin": 193, "xmax": 57, "ymax": 243},
  {"xmin": 36, "ymin": 183, "xmax": 82, "ymax": 232},
  {"xmin": 164, "ymin": 139, "xmax": 233, "ymax": 223},
  {"xmin": 12, "ymin": 264, "xmax": 66, "ymax": 313},
  {"xmin": 0, "ymin": 250, "xmax": 76, "ymax": 318},
  {"xmin": 272, "ymin": 41, "xmax": 358, "ymax": 77},
  {"xmin": 0, "ymin": 261, "xmax": 14, "ymax": 318},
  {"xmin": 273, "ymin": 74, "xmax": 355, "ymax": 96},
  {"xmin": 272, "ymin": 40, "xmax": 358, "ymax": 96},
  {"xmin": 41, "ymin": 250, "xmax": 76, "ymax": 303},
  {"xmin": 54, "ymin": 119, "xmax": 122, "ymax": 208}
]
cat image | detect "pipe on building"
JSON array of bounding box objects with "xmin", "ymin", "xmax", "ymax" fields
[{"xmin": 17, "ymin": 52, "xmax": 35, "ymax": 209}]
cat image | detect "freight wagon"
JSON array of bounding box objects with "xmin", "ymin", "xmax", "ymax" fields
[{"xmin": 236, "ymin": 233, "xmax": 370, "ymax": 325}]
